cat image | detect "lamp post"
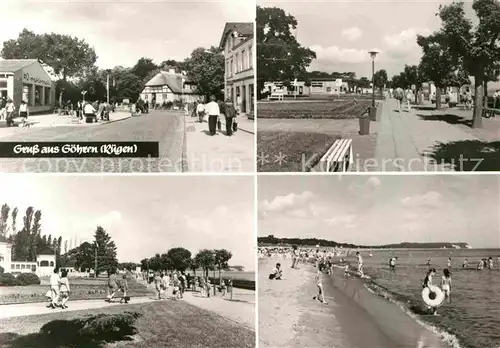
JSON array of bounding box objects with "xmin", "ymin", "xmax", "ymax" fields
[
  {"xmin": 213, "ymin": 251, "xmax": 217, "ymax": 296},
  {"xmin": 368, "ymin": 50, "xmax": 379, "ymax": 120}
]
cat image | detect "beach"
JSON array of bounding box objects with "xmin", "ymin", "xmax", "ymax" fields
[{"xmin": 259, "ymin": 255, "xmax": 450, "ymax": 348}]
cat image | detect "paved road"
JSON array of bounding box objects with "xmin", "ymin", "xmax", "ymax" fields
[{"xmin": 0, "ymin": 111, "xmax": 185, "ymax": 173}]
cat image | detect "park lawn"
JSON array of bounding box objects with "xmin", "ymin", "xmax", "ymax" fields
[
  {"xmin": 0, "ymin": 277, "xmax": 153, "ymax": 305},
  {"xmin": 0, "ymin": 300, "xmax": 255, "ymax": 348},
  {"xmin": 258, "ymin": 131, "xmax": 340, "ymax": 172},
  {"xmin": 257, "ymin": 100, "xmax": 370, "ymax": 119}
]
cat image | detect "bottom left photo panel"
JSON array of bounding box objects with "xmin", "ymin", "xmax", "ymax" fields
[{"xmin": 0, "ymin": 175, "xmax": 256, "ymax": 348}]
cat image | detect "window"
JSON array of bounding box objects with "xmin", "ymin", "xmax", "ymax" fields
[
  {"xmin": 21, "ymin": 264, "xmax": 26, "ymax": 269},
  {"xmin": 40, "ymin": 260, "xmax": 49, "ymax": 267},
  {"xmin": 311, "ymin": 82, "xmax": 324, "ymax": 87},
  {"xmin": 235, "ymin": 53, "xmax": 239, "ymax": 73},
  {"xmin": 230, "ymin": 59, "xmax": 233, "ymax": 77},
  {"xmin": 31, "ymin": 265, "xmax": 36, "ymax": 272},
  {"xmin": 45, "ymin": 87, "xmax": 51, "ymax": 105},
  {"xmin": 249, "ymin": 47, "xmax": 253, "ymax": 69},
  {"xmin": 241, "ymin": 50, "xmax": 246, "ymax": 70},
  {"xmin": 15, "ymin": 264, "xmax": 20, "ymax": 269},
  {"xmin": 50, "ymin": 261, "xmax": 54, "ymax": 267}
]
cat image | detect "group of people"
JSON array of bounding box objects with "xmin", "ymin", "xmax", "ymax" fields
[
  {"xmin": 0, "ymin": 97, "xmax": 30, "ymax": 127},
  {"xmin": 145, "ymin": 270, "xmax": 233, "ymax": 300},
  {"xmin": 421, "ymin": 267, "xmax": 452, "ymax": 315},
  {"xmin": 47, "ymin": 268, "xmax": 71, "ymax": 309},
  {"xmin": 193, "ymin": 96, "xmax": 238, "ymax": 136}
]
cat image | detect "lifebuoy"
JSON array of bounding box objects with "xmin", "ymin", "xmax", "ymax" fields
[{"xmin": 422, "ymin": 285, "xmax": 445, "ymax": 307}]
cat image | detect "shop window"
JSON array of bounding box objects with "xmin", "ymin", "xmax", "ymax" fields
[
  {"xmin": 44, "ymin": 87, "xmax": 51, "ymax": 105},
  {"xmin": 35, "ymin": 85, "xmax": 43, "ymax": 105}
]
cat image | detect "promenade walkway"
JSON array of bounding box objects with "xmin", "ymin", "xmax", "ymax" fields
[{"xmin": 372, "ymin": 99, "xmax": 479, "ymax": 171}]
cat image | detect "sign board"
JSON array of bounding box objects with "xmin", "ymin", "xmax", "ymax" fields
[
  {"xmin": 21, "ymin": 62, "xmax": 53, "ymax": 87},
  {"xmin": 335, "ymin": 79, "xmax": 343, "ymax": 87}
]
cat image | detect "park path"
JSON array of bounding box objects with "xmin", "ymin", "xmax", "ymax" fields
[
  {"xmin": 373, "ymin": 98, "xmax": 479, "ymax": 171},
  {"xmin": 0, "ymin": 296, "xmax": 157, "ymax": 319}
]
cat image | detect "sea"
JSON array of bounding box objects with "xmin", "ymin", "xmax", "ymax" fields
[{"xmin": 344, "ymin": 249, "xmax": 500, "ymax": 348}]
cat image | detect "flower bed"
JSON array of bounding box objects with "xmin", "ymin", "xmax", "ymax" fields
[{"xmin": 257, "ymin": 100, "xmax": 370, "ymax": 119}]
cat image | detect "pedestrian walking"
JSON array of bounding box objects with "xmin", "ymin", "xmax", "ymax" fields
[
  {"xmin": 205, "ymin": 95, "xmax": 220, "ymax": 136},
  {"xmin": 222, "ymin": 98, "xmax": 237, "ymax": 136},
  {"xmin": 196, "ymin": 101, "xmax": 205, "ymax": 123},
  {"xmin": 18, "ymin": 100, "xmax": 29, "ymax": 126},
  {"xmin": 406, "ymin": 89, "xmax": 412, "ymax": 112},
  {"xmin": 58, "ymin": 269, "xmax": 70, "ymax": 309},
  {"xmin": 394, "ymin": 88, "xmax": 403, "ymax": 112},
  {"xmin": 106, "ymin": 270, "xmax": 119, "ymax": 302},
  {"xmin": 47, "ymin": 268, "xmax": 60, "ymax": 309},
  {"xmin": 5, "ymin": 98, "xmax": 16, "ymax": 127}
]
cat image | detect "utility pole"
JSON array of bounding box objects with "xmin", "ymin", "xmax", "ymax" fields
[{"xmin": 106, "ymin": 72, "xmax": 110, "ymax": 104}]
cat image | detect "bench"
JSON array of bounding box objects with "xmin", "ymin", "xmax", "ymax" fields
[
  {"xmin": 318, "ymin": 138, "xmax": 353, "ymax": 172},
  {"xmin": 267, "ymin": 93, "xmax": 284, "ymax": 101},
  {"xmin": 482, "ymin": 107, "xmax": 500, "ymax": 118}
]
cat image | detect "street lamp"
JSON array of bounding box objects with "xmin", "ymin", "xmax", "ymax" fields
[
  {"xmin": 368, "ymin": 50, "xmax": 379, "ymax": 120},
  {"xmin": 213, "ymin": 251, "xmax": 217, "ymax": 296}
]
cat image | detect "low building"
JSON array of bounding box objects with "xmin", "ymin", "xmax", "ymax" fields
[
  {"xmin": 0, "ymin": 59, "xmax": 56, "ymax": 113},
  {"xmin": 140, "ymin": 69, "xmax": 201, "ymax": 106},
  {"xmin": 220, "ymin": 22, "xmax": 254, "ymax": 114},
  {"xmin": 263, "ymin": 78, "xmax": 352, "ymax": 97},
  {"xmin": 0, "ymin": 241, "xmax": 57, "ymax": 277}
]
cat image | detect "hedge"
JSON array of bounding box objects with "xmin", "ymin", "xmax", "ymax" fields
[{"xmin": 0, "ymin": 272, "xmax": 41, "ymax": 286}]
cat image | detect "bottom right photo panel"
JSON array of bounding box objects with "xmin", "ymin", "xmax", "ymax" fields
[{"xmin": 258, "ymin": 175, "xmax": 500, "ymax": 348}]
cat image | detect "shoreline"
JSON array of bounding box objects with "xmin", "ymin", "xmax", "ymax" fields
[{"xmin": 259, "ymin": 256, "xmax": 454, "ymax": 348}]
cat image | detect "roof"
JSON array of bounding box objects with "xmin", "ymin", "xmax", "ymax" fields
[
  {"xmin": 0, "ymin": 59, "xmax": 38, "ymax": 72},
  {"xmin": 219, "ymin": 22, "xmax": 254, "ymax": 48},
  {"xmin": 145, "ymin": 71, "xmax": 195, "ymax": 94}
]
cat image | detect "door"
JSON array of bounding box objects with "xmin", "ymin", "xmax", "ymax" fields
[{"xmin": 241, "ymin": 85, "xmax": 246, "ymax": 113}]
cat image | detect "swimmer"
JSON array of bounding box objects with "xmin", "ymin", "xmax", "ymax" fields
[
  {"xmin": 344, "ymin": 264, "xmax": 350, "ymax": 277},
  {"xmin": 356, "ymin": 252, "xmax": 364, "ymax": 277},
  {"xmin": 422, "ymin": 268, "xmax": 438, "ymax": 315},
  {"xmin": 426, "ymin": 260, "xmax": 431, "ymax": 267},
  {"xmin": 441, "ymin": 269, "xmax": 452, "ymax": 303},
  {"xmin": 477, "ymin": 259, "xmax": 484, "ymax": 270},
  {"xmin": 389, "ymin": 257, "xmax": 396, "ymax": 270},
  {"xmin": 488, "ymin": 257, "xmax": 493, "ymax": 269},
  {"xmin": 462, "ymin": 258, "xmax": 468, "ymax": 268},
  {"xmin": 313, "ymin": 263, "xmax": 328, "ymax": 304}
]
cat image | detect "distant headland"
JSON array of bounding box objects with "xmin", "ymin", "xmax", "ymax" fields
[{"xmin": 258, "ymin": 236, "xmax": 471, "ymax": 249}]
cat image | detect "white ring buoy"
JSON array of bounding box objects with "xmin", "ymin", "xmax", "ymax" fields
[{"xmin": 422, "ymin": 285, "xmax": 445, "ymax": 307}]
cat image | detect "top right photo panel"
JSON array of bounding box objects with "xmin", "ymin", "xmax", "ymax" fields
[{"xmin": 256, "ymin": 0, "xmax": 500, "ymax": 172}]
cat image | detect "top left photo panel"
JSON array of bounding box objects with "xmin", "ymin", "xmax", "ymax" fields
[{"xmin": 0, "ymin": 0, "xmax": 255, "ymax": 173}]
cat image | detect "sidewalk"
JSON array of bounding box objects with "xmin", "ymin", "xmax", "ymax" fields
[
  {"xmin": 185, "ymin": 117, "xmax": 255, "ymax": 172},
  {"xmin": 0, "ymin": 296, "xmax": 156, "ymax": 319},
  {"xmin": 372, "ymin": 98, "xmax": 479, "ymax": 171}
]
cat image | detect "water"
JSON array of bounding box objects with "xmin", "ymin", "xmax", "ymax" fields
[{"xmin": 346, "ymin": 249, "xmax": 500, "ymax": 348}]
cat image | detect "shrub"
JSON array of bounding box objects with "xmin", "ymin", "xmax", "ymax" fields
[
  {"xmin": 165, "ymin": 101, "xmax": 173, "ymax": 109},
  {"xmin": 0, "ymin": 265, "xmax": 4, "ymax": 274},
  {"xmin": 0, "ymin": 273, "xmax": 17, "ymax": 286},
  {"xmin": 16, "ymin": 273, "xmax": 41, "ymax": 286}
]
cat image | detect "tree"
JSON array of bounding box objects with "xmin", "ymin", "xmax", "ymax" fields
[
  {"xmin": 0, "ymin": 204, "xmax": 10, "ymax": 237},
  {"xmin": 93, "ymin": 226, "xmax": 118, "ymax": 276},
  {"xmin": 195, "ymin": 249, "xmax": 215, "ymax": 279},
  {"xmin": 189, "ymin": 258, "xmax": 199, "ymax": 276},
  {"xmin": 71, "ymin": 242, "xmax": 95, "ymax": 271},
  {"xmin": 166, "ymin": 247, "xmax": 192, "ymax": 272},
  {"xmin": 373, "ymin": 69, "xmax": 388, "ymax": 95},
  {"xmin": 214, "ymin": 249, "xmax": 232, "ymax": 284},
  {"xmin": 110, "ymin": 69, "xmax": 143, "ymax": 103},
  {"xmin": 183, "ymin": 47, "xmax": 224, "ymax": 100},
  {"xmin": 131, "ymin": 57, "xmax": 158, "ymax": 80},
  {"xmin": 1, "ymin": 29, "xmax": 97, "ymax": 80},
  {"xmin": 435, "ymin": 0, "xmax": 500, "ymax": 127},
  {"xmin": 257, "ymin": 6, "xmax": 316, "ymax": 98}
]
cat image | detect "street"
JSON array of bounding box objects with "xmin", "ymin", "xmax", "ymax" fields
[{"xmin": 0, "ymin": 111, "xmax": 186, "ymax": 173}]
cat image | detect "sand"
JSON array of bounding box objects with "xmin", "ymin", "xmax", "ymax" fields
[{"xmin": 259, "ymin": 256, "xmax": 451, "ymax": 348}]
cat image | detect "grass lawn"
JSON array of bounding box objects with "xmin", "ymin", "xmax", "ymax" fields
[
  {"xmin": 0, "ymin": 300, "xmax": 255, "ymax": 348},
  {"xmin": 258, "ymin": 131, "xmax": 339, "ymax": 172},
  {"xmin": 0, "ymin": 277, "xmax": 153, "ymax": 305},
  {"xmin": 257, "ymin": 100, "xmax": 370, "ymax": 119}
]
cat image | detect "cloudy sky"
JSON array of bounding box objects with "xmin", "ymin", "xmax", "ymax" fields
[
  {"xmin": 1, "ymin": 175, "xmax": 255, "ymax": 270},
  {"xmin": 258, "ymin": 0, "xmax": 477, "ymax": 78},
  {"xmin": 259, "ymin": 175, "xmax": 500, "ymax": 248},
  {"xmin": 1, "ymin": 0, "xmax": 254, "ymax": 68}
]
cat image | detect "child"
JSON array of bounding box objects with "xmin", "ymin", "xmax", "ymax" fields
[
  {"xmin": 58, "ymin": 269, "xmax": 70, "ymax": 309},
  {"xmin": 269, "ymin": 263, "xmax": 283, "ymax": 280},
  {"xmin": 422, "ymin": 268, "xmax": 438, "ymax": 315},
  {"xmin": 441, "ymin": 269, "xmax": 452, "ymax": 303},
  {"xmin": 313, "ymin": 263, "xmax": 328, "ymax": 304}
]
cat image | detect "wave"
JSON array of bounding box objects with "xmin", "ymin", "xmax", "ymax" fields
[{"xmin": 364, "ymin": 280, "xmax": 463, "ymax": 348}]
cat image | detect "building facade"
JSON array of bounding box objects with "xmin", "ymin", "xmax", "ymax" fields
[
  {"xmin": 0, "ymin": 242, "xmax": 57, "ymax": 277},
  {"xmin": 263, "ymin": 79, "xmax": 351, "ymax": 97},
  {"xmin": 0, "ymin": 59, "xmax": 56, "ymax": 113},
  {"xmin": 220, "ymin": 22, "xmax": 254, "ymax": 114},
  {"xmin": 140, "ymin": 69, "xmax": 201, "ymax": 106}
]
